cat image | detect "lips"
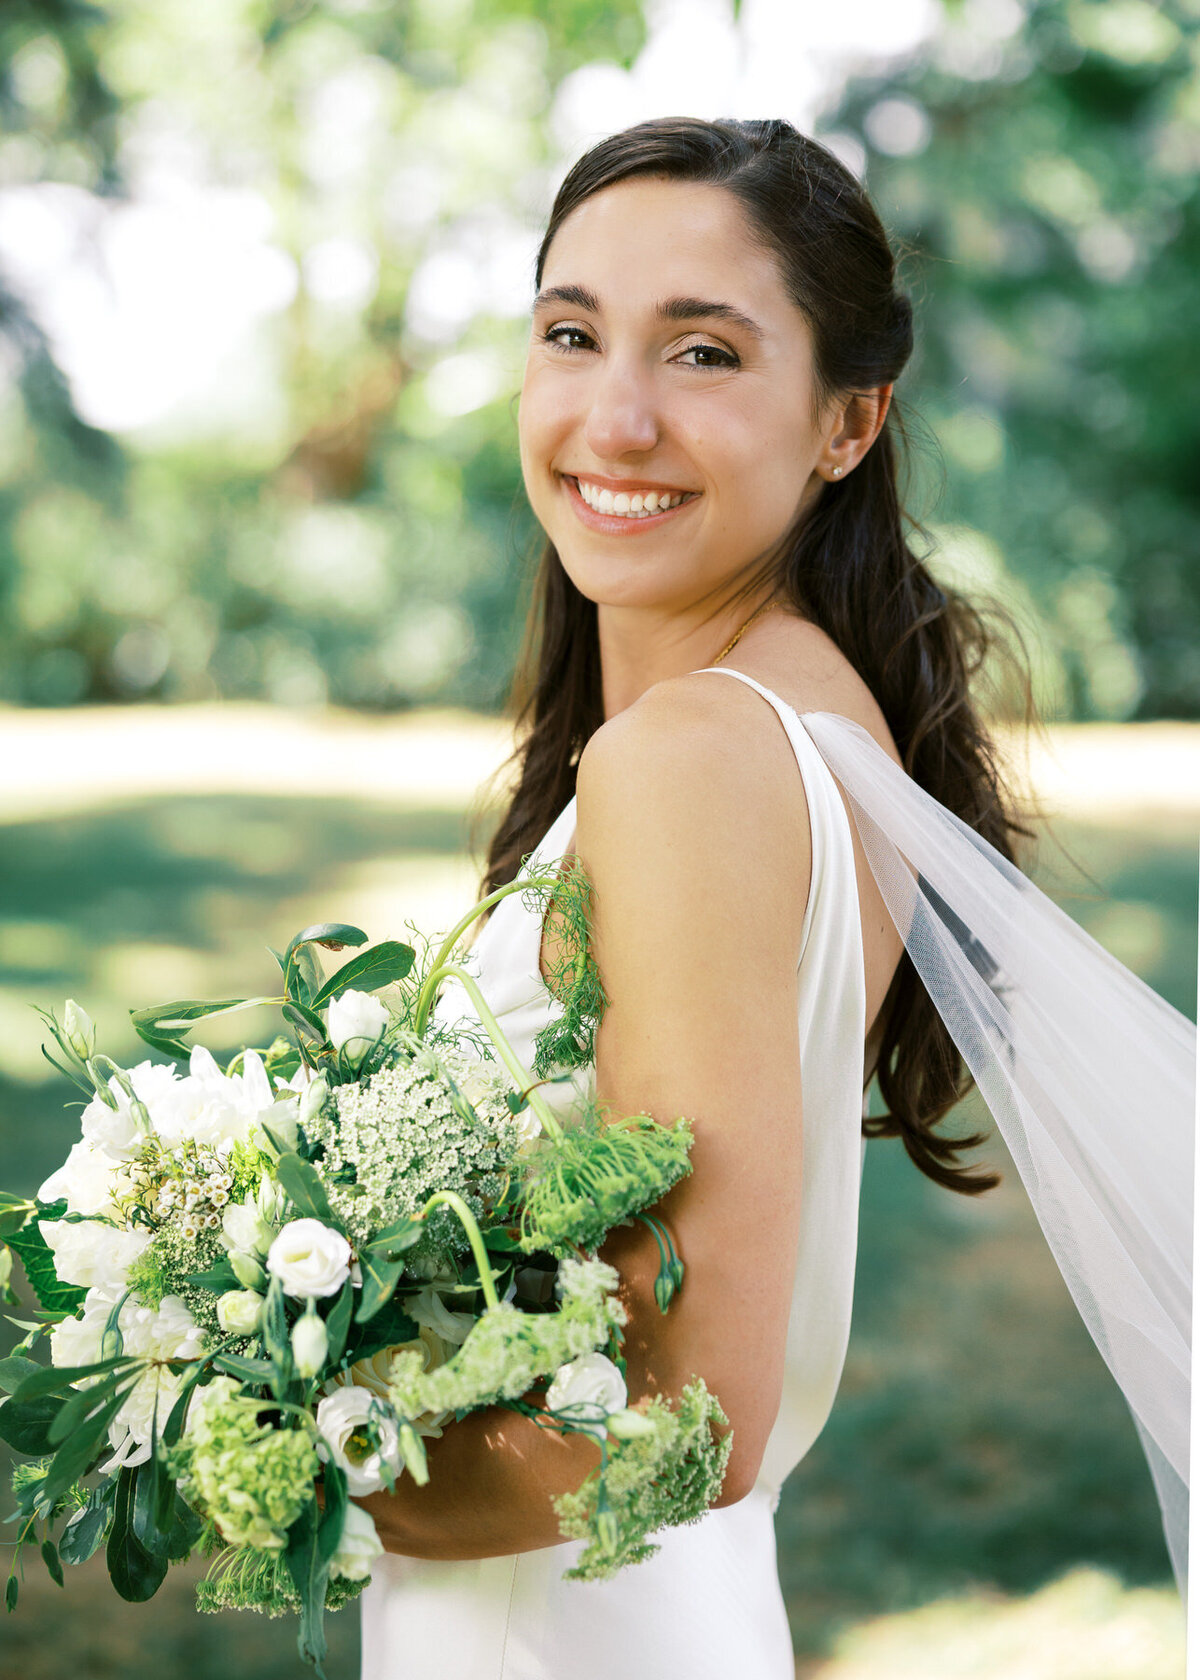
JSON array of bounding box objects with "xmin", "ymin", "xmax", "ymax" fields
[{"xmin": 560, "ymin": 473, "xmax": 700, "ymax": 532}]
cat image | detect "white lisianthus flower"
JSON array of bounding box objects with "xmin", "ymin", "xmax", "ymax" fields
[
  {"xmin": 330, "ymin": 1501, "xmax": 383, "ymax": 1582},
  {"xmin": 221, "ymin": 1191, "xmax": 276, "ymax": 1258},
  {"xmin": 63, "ymin": 999, "xmax": 96, "ymax": 1060},
  {"xmin": 217, "ymin": 1289, "xmax": 265, "ymax": 1336},
  {"xmin": 79, "ymin": 1089, "xmax": 143, "ymax": 1160},
  {"xmin": 326, "ymin": 989, "xmax": 389, "ymax": 1057},
  {"xmin": 315, "ymin": 1386, "xmax": 402, "ymax": 1496},
  {"xmin": 267, "ymin": 1219, "xmax": 351, "ymax": 1299},
  {"xmin": 38, "ymin": 1140, "xmax": 122, "ymax": 1217},
  {"xmin": 39, "ymin": 1218, "xmax": 150, "ymax": 1292},
  {"xmin": 545, "ymin": 1352, "xmax": 628, "ymax": 1442}
]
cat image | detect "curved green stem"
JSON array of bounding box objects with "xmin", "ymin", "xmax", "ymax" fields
[
  {"xmin": 416, "ymin": 962, "xmax": 564, "ymax": 1143},
  {"xmin": 415, "ymin": 875, "xmax": 561, "ymax": 1033},
  {"xmin": 420, "ymin": 1191, "xmax": 503, "ymax": 1312}
]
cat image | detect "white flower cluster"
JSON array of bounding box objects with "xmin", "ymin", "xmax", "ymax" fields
[{"xmin": 307, "ymin": 1048, "xmax": 523, "ymax": 1251}]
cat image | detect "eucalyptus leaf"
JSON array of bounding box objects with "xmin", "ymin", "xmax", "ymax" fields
[
  {"xmin": 324, "ymin": 1279, "xmax": 354, "ymax": 1367},
  {"xmin": 354, "ymin": 1251, "xmax": 404, "ymax": 1324},
  {"xmin": 59, "ymin": 1493, "xmax": 111, "ymax": 1566},
  {"xmin": 309, "ymin": 941, "xmax": 415, "ymax": 1009},
  {"xmin": 283, "ymin": 1000, "xmax": 330, "ymax": 1045},
  {"xmin": 213, "ymin": 1352, "xmax": 275, "ymax": 1384},
  {"xmin": 0, "ymin": 1355, "xmax": 42, "ymax": 1393},
  {"xmin": 41, "ymin": 1539, "xmax": 63, "ymax": 1587},
  {"xmin": 285, "ymin": 924, "xmax": 368, "ymax": 961},
  {"xmin": 273, "ymin": 1152, "xmax": 336, "ymax": 1225},
  {"xmin": 0, "ymin": 1393, "xmax": 63, "ymax": 1454}
]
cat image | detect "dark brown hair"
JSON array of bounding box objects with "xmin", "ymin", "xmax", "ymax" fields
[{"xmin": 481, "ymin": 116, "xmax": 1035, "ymax": 1195}]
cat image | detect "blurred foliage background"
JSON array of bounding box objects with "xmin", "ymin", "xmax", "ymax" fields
[
  {"xmin": 0, "ymin": 0, "xmax": 1196, "ymax": 1676},
  {"xmin": 0, "ymin": 0, "xmax": 1198, "ymax": 718}
]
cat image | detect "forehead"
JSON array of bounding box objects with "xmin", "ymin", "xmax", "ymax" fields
[{"xmin": 539, "ymin": 176, "xmax": 798, "ymax": 324}]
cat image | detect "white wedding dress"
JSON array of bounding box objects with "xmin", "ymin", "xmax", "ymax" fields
[{"xmin": 360, "ymin": 667, "xmax": 870, "ymax": 1680}]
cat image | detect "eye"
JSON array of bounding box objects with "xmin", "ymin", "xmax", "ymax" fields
[
  {"xmin": 675, "ymin": 341, "xmax": 739, "ymax": 370},
  {"xmin": 543, "ymin": 324, "xmax": 596, "ymax": 353}
]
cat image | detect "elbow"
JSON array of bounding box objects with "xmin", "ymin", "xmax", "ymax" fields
[{"xmin": 711, "ymin": 1431, "xmax": 766, "ymax": 1509}]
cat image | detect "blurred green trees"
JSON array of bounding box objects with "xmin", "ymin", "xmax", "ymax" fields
[{"xmin": 0, "ymin": 0, "xmax": 1196, "ymax": 717}]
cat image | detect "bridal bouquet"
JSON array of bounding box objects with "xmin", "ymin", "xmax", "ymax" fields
[{"xmin": 0, "ymin": 861, "xmax": 730, "ymax": 1673}]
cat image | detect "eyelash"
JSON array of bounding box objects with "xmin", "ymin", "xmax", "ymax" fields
[{"xmin": 541, "ymin": 325, "xmax": 739, "ymax": 370}]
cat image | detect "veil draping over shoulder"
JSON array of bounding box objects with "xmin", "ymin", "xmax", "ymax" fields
[{"xmin": 800, "ymin": 709, "xmax": 1195, "ymax": 1594}]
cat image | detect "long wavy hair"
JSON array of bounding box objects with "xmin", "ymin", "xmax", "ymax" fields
[{"xmin": 479, "ymin": 116, "xmax": 1035, "ymax": 1195}]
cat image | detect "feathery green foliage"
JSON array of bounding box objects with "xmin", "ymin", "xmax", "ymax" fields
[
  {"xmin": 555, "ymin": 1380, "xmax": 732, "ymax": 1580},
  {"xmin": 524, "ymin": 857, "xmax": 610, "ymax": 1078},
  {"xmin": 519, "ymin": 1110, "xmax": 694, "ymax": 1255}
]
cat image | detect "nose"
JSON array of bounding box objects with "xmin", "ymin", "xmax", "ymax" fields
[{"xmin": 581, "ymin": 357, "xmax": 660, "ymax": 460}]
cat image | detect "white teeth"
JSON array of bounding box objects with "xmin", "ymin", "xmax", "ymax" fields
[{"xmin": 574, "ymin": 479, "xmax": 688, "ymax": 517}]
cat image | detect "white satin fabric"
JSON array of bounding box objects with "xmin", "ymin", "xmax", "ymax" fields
[{"xmin": 360, "ymin": 669, "xmax": 870, "ymax": 1680}]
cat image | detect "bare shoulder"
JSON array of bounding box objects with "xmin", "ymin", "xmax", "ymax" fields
[{"xmin": 576, "ymin": 666, "xmax": 811, "ymax": 850}]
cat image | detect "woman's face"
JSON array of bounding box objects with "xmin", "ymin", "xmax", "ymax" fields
[{"xmin": 519, "ymin": 176, "xmax": 834, "ymax": 616}]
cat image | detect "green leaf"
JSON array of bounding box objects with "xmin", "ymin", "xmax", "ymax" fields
[
  {"xmin": 0, "ymin": 1195, "xmax": 35, "ymax": 1241},
  {"xmin": 283, "ymin": 1497, "xmax": 330, "ymax": 1677},
  {"xmin": 41, "ymin": 1387, "xmax": 133, "ymax": 1507},
  {"xmin": 285, "ymin": 924, "xmax": 368, "ymax": 961},
  {"xmin": 283, "ymin": 999, "xmax": 330, "ymax": 1045},
  {"xmin": 213, "ymin": 1352, "xmax": 275, "ymax": 1384},
  {"xmin": 59, "ymin": 1489, "xmax": 112, "ymax": 1565},
  {"xmin": 183, "ymin": 1262, "xmax": 238, "ymax": 1294},
  {"xmin": 5, "ymin": 1218, "xmax": 86, "ymax": 1315},
  {"xmin": 131, "ymin": 1442, "xmax": 174, "ymax": 1552},
  {"xmin": 285, "ymin": 941, "xmax": 323, "ymax": 1010},
  {"xmin": 363, "ymin": 1217, "xmax": 422, "ymax": 1259},
  {"xmin": 316, "ymin": 1462, "xmax": 347, "ymax": 1567},
  {"xmin": 48, "ymin": 1366, "xmax": 139, "ymax": 1446},
  {"xmin": 12, "ymin": 1354, "xmax": 136, "ymax": 1403},
  {"xmin": 41, "ymin": 1539, "xmax": 63, "ymax": 1588},
  {"xmin": 166, "ymin": 1492, "xmax": 203, "ymax": 1561},
  {"xmin": 106, "ymin": 1466, "xmax": 167, "ymax": 1603},
  {"xmin": 0, "ymin": 1355, "xmax": 42, "ymax": 1393},
  {"xmin": 0, "ymin": 1394, "xmax": 64, "ymax": 1454},
  {"xmin": 309, "ymin": 941, "xmax": 415, "ymax": 1009},
  {"xmin": 324, "ymin": 1280, "xmax": 353, "ymax": 1367},
  {"xmin": 273, "ymin": 1152, "xmax": 336, "ymax": 1225},
  {"xmin": 481, "ymin": 1228, "xmax": 524, "ymax": 1253},
  {"xmin": 354, "ymin": 1250, "xmax": 405, "ymax": 1325}
]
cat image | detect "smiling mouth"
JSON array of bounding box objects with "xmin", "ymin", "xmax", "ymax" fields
[{"xmin": 565, "ymin": 475, "xmax": 700, "ymax": 519}]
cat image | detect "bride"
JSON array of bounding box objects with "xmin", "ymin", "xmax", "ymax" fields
[{"xmin": 354, "ymin": 117, "xmax": 1193, "ymax": 1678}]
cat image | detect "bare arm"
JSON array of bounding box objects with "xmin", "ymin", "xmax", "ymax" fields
[{"xmin": 362, "ymin": 675, "xmax": 812, "ymax": 1555}]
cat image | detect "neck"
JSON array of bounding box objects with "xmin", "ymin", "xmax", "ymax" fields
[{"xmin": 596, "ymin": 593, "xmax": 780, "ymax": 721}]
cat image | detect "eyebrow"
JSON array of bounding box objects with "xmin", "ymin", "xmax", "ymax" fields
[{"xmin": 533, "ymin": 284, "xmax": 764, "ymax": 342}]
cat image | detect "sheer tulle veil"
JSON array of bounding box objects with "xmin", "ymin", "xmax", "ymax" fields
[{"xmin": 797, "ymin": 707, "xmax": 1195, "ymax": 1592}]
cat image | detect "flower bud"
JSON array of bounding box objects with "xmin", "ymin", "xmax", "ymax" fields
[
  {"xmin": 669, "ymin": 1258, "xmax": 686, "ymax": 1291},
  {"xmin": 299, "ymin": 1074, "xmax": 329, "ymax": 1130},
  {"xmin": 291, "ymin": 1303, "xmax": 328, "ymax": 1379},
  {"xmin": 0, "ymin": 1244, "xmax": 12, "ymax": 1295},
  {"xmin": 605, "ymin": 1407, "xmax": 657, "ymax": 1441},
  {"xmin": 63, "ymin": 1000, "xmax": 96, "ymax": 1061},
  {"xmin": 217, "ymin": 1288, "xmax": 265, "ymax": 1336},
  {"xmin": 229, "ymin": 1249, "xmax": 268, "ymax": 1292},
  {"xmin": 397, "ymin": 1421, "xmax": 430, "ymax": 1487},
  {"xmin": 653, "ymin": 1273, "xmax": 675, "ymax": 1314}
]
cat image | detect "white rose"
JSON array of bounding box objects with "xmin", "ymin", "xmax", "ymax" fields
[
  {"xmin": 545, "ymin": 1353, "xmax": 627, "ymax": 1442},
  {"xmin": 330, "ymin": 1502, "xmax": 383, "ymax": 1582},
  {"xmin": 217, "ymin": 1289, "xmax": 265, "ymax": 1336},
  {"xmin": 326, "ymin": 989, "xmax": 389, "ymax": 1057},
  {"xmin": 324, "ymin": 1329, "xmax": 451, "ymax": 1437},
  {"xmin": 315, "ymin": 1386, "xmax": 402, "ymax": 1496},
  {"xmin": 40, "ymin": 1218, "xmax": 150, "ymax": 1293},
  {"xmin": 267, "ymin": 1219, "xmax": 351, "ymax": 1299},
  {"xmin": 38, "ymin": 1140, "xmax": 122, "ymax": 1217}
]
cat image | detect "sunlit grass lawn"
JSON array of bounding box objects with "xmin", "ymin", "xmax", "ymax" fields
[{"xmin": 0, "ymin": 704, "xmax": 1193, "ymax": 1680}]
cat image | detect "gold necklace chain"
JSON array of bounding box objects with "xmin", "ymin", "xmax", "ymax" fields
[{"xmin": 711, "ymin": 599, "xmax": 779, "ymax": 666}]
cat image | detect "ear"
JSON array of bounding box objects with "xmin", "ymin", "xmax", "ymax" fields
[{"xmin": 822, "ymin": 383, "xmax": 894, "ymax": 479}]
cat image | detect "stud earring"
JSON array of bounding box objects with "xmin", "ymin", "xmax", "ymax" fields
[{"xmin": 831, "ymin": 465, "xmax": 844, "ymax": 477}]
